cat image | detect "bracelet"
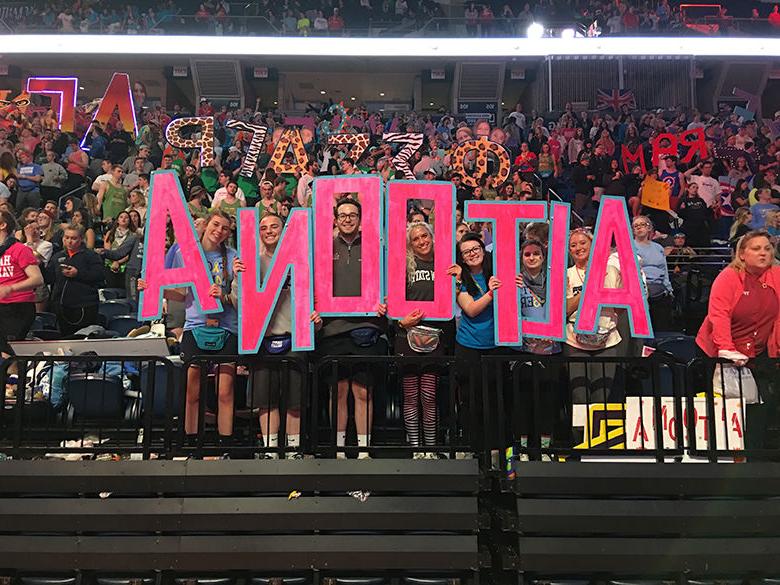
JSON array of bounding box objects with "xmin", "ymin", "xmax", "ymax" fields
[{"xmin": 455, "ymin": 280, "xmax": 462, "ymax": 287}]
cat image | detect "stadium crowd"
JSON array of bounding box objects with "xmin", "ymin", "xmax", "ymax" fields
[
  {"xmin": 0, "ymin": 90, "xmax": 779, "ymax": 458},
  {"xmin": 4, "ymin": 0, "xmax": 780, "ymax": 36}
]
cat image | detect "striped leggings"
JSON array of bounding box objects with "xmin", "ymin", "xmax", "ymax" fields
[{"xmin": 403, "ymin": 373, "xmax": 438, "ymax": 446}]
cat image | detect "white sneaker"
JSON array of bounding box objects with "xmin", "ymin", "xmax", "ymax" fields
[
  {"xmin": 413, "ymin": 452, "xmax": 427, "ymax": 460},
  {"xmin": 357, "ymin": 451, "xmax": 371, "ymax": 460},
  {"xmin": 336, "ymin": 451, "xmax": 347, "ymax": 460},
  {"xmin": 455, "ymin": 451, "xmax": 474, "ymax": 459},
  {"xmin": 285, "ymin": 452, "xmax": 304, "ymax": 460}
]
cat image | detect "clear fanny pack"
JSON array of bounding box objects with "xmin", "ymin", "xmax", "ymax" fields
[
  {"xmin": 575, "ymin": 327, "xmax": 613, "ymax": 348},
  {"xmin": 407, "ymin": 325, "xmax": 443, "ymax": 353}
]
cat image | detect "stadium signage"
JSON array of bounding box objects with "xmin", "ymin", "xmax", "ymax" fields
[{"xmin": 139, "ymin": 172, "xmax": 653, "ymax": 353}]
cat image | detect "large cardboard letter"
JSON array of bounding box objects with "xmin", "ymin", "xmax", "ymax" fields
[
  {"xmin": 165, "ymin": 116, "xmax": 215, "ymax": 167},
  {"xmin": 382, "ymin": 133, "xmax": 424, "ymax": 180},
  {"xmin": 313, "ymin": 175, "xmax": 383, "ymax": 316},
  {"xmin": 226, "ymin": 120, "xmax": 268, "ymax": 178},
  {"xmin": 651, "ymin": 133, "xmax": 678, "ymax": 166},
  {"xmin": 138, "ymin": 171, "xmax": 219, "ymax": 320},
  {"xmin": 26, "ymin": 77, "xmax": 78, "ymax": 132},
  {"xmin": 81, "ymin": 73, "xmax": 137, "ymax": 149},
  {"xmin": 679, "ymin": 127, "xmax": 706, "ymax": 164},
  {"xmin": 465, "ymin": 201, "xmax": 547, "ymax": 345},
  {"xmin": 269, "ymin": 128, "xmax": 309, "ymax": 174},
  {"xmin": 450, "ymin": 137, "xmax": 511, "ymax": 188},
  {"xmin": 328, "ymin": 133, "xmax": 370, "ymax": 163},
  {"xmin": 237, "ymin": 207, "xmax": 314, "ymax": 354},
  {"xmin": 621, "ymin": 144, "xmax": 647, "ymax": 174},
  {"xmin": 574, "ymin": 196, "xmax": 653, "ymax": 338},
  {"xmin": 386, "ymin": 181, "xmax": 455, "ymax": 320},
  {"xmin": 523, "ymin": 202, "xmax": 569, "ymax": 341}
]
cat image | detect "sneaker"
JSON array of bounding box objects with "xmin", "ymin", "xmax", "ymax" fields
[
  {"xmin": 413, "ymin": 452, "xmax": 427, "ymax": 460},
  {"xmin": 285, "ymin": 452, "xmax": 304, "ymax": 460},
  {"xmin": 257, "ymin": 452, "xmax": 279, "ymax": 460},
  {"xmin": 357, "ymin": 451, "xmax": 371, "ymax": 460},
  {"xmin": 455, "ymin": 451, "xmax": 474, "ymax": 459},
  {"xmin": 336, "ymin": 451, "xmax": 347, "ymax": 460}
]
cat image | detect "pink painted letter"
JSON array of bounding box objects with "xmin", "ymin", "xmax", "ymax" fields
[
  {"xmin": 386, "ymin": 180, "xmax": 455, "ymax": 320},
  {"xmin": 313, "ymin": 175, "xmax": 383, "ymax": 316},
  {"xmin": 138, "ymin": 171, "xmax": 219, "ymax": 320},
  {"xmin": 237, "ymin": 208, "xmax": 314, "ymax": 354},
  {"xmin": 574, "ymin": 196, "xmax": 653, "ymax": 338}
]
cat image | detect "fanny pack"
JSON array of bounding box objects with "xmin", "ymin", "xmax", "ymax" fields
[
  {"xmin": 262, "ymin": 334, "xmax": 292, "ymax": 355},
  {"xmin": 575, "ymin": 327, "xmax": 613, "ymax": 349},
  {"xmin": 407, "ymin": 325, "xmax": 442, "ymax": 353},
  {"xmin": 191, "ymin": 326, "xmax": 230, "ymax": 351},
  {"xmin": 349, "ymin": 327, "xmax": 380, "ymax": 348}
]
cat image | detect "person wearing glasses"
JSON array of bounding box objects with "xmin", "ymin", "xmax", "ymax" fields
[
  {"xmin": 447, "ymin": 233, "xmax": 502, "ymax": 455},
  {"xmin": 317, "ymin": 197, "xmax": 388, "ymax": 459},
  {"xmin": 632, "ymin": 215, "xmax": 675, "ymax": 332}
]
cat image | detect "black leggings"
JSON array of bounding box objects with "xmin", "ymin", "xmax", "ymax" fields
[{"xmin": 0, "ymin": 302, "xmax": 36, "ymax": 355}]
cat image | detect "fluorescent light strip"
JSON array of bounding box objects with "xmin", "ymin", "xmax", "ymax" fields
[{"xmin": 1, "ymin": 35, "xmax": 779, "ymax": 57}]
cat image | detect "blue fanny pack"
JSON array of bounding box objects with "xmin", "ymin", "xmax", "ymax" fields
[
  {"xmin": 349, "ymin": 327, "xmax": 380, "ymax": 348},
  {"xmin": 191, "ymin": 326, "xmax": 230, "ymax": 351},
  {"xmin": 262, "ymin": 334, "xmax": 292, "ymax": 355}
]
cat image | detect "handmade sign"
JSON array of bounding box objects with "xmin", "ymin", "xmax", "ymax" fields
[
  {"xmin": 225, "ymin": 120, "xmax": 268, "ymax": 178},
  {"xmin": 651, "ymin": 127, "xmax": 706, "ymax": 166},
  {"xmin": 574, "ymin": 196, "xmax": 653, "ymax": 338},
  {"xmin": 620, "ymin": 144, "xmax": 647, "ymax": 174},
  {"xmin": 237, "ymin": 207, "xmax": 314, "ymax": 353},
  {"xmin": 465, "ymin": 200, "xmax": 548, "ymax": 345},
  {"xmin": 138, "ymin": 170, "xmax": 220, "ymax": 321},
  {"xmin": 449, "ymin": 136, "xmax": 511, "ymax": 188},
  {"xmin": 0, "ymin": 91, "xmax": 30, "ymax": 115},
  {"xmin": 164, "ymin": 116, "xmax": 215, "ymax": 168},
  {"xmin": 386, "ymin": 181, "xmax": 455, "ymax": 320},
  {"xmin": 328, "ymin": 133, "xmax": 370, "ymax": 163},
  {"xmin": 80, "ymin": 73, "xmax": 137, "ymax": 149},
  {"xmin": 25, "ymin": 77, "xmax": 78, "ymax": 132},
  {"xmin": 382, "ymin": 132, "xmax": 424, "ymax": 180},
  {"xmin": 140, "ymin": 176, "xmax": 654, "ymax": 351},
  {"xmin": 268, "ymin": 128, "xmax": 309, "ymax": 174},
  {"xmin": 640, "ymin": 176, "xmax": 672, "ymax": 211},
  {"xmin": 313, "ymin": 175, "xmax": 384, "ymax": 316}
]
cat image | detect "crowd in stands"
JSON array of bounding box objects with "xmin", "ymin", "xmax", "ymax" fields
[
  {"xmin": 4, "ymin": 0, "xmax": 780, "ymax": 35},
  {"xmin": 0, "ymin": 90, "xmax": 779, "ymax": 458}
]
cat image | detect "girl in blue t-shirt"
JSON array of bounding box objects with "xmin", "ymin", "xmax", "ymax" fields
[
  {"xmin": 447, "ymin": 233, "xmax": 502, "ymax": 452},
  {"xmin": 139, "ymin": 211, "xmax": 238, "ymax": 451}
]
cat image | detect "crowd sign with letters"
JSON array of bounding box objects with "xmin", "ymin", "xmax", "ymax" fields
[{"xmin": 139, "ymin": 172, "xmax": 655, "ymax": 354}]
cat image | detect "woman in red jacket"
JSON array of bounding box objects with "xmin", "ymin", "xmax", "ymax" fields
[{"xmin": 696, "ymin": 230, "xmax": 780, "ymax": 449}]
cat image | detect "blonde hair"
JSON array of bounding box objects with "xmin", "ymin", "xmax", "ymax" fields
[
  {"xmin": 728, "ymin": 230, "xmax": 777, "ymax": 272},
  {"xmin": 406, "ymin": 221, "xmax": 434, "ymax": 283},
  {"xmin": 766, "ymin": 210, "xmax": 780, "ymax": 229},
  {"xmin": 730, "ymin": 207, "xmax": 752, "ymax": 240}
]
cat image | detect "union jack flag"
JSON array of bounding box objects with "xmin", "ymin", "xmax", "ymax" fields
[{"xmin": 595, "ymin": 88, "xmax": 636, "ymax": 112}]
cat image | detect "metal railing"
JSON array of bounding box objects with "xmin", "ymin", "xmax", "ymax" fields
[{"xmin": 2, "ymin": 350, "xmax": 777, "ymax": 463}]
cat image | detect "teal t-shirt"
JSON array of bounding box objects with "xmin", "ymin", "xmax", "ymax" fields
[{"xmin": 455, "ymin": 272, "xmax": 496, "ymax": 349}]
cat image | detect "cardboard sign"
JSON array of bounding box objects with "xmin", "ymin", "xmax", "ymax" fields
[
  {"xmin": 386, "ymin": 181, "xmax": 455, "ymax": 320},
  {"xmin": 640, "ymin": 176, "xmax": 672, "ymax": 211},
  {"xmin": 81, "ymin": 73, "xmax": 137, "ymax": 149},
  {"xmin": 237, "ymin": 207, "xmax": 314, "ymax": 353},
  {"xmin": 25, "ymin": 77, "xmax": 78, "ymax": 132},
  {"xmin": 165, "ymin": 116, "xmax": 215, "ymax": 168},
  {"xmin": 313, "ymin": 175, "xmax": 384, "ymax": 316},
  {"xmin": 138, "ymin": 171, "xmax": 220, "ymax": 321},
  {"xmin": 450, "ymin": 137, "xmax": 511, "ymax": 188},
  {"xmin": 225, "ymin": 120, "xmax": 268, "ymax": 178},
  {"xmin": 574, "ymin": 196, "xmax": 653, "ymax": 339},
  {"xmin": 269, "ymin": 128, "xmax": 309, "ymax": 175}
]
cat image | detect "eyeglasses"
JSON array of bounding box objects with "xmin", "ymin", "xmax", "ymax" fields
[
  {"xmin": 633, "ymin": 222, "xmax": 651, "ymax": 228},
  {"xmin": 337, "ymin": 212, "xmax": 359, "ymax": 221},
  {"xmin": 461, "ymin": 246, "xmax": 483, "ymax": 257}
]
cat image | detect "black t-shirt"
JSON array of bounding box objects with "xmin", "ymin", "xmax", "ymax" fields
[{"xmin": 407, "ymin": 257, "xmax": 435, "ymax": 303}]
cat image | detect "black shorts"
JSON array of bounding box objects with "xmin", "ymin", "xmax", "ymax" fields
[
  {"xmin": 394, "ymin": 333, "xmax": 447, "ymax": 376},
  {"xmin": 0, "ymin": 302, "xmax": 36, "ymax": 355},
  {"xmin": 249, "ymin": 349, "xmax": 306, "ymax": 410},
  {"xmin": 317, "ymin": 332, "xmax": 388, "ymax": 386},
  {"xmin": 180, "ymin": 329, "xmax": 239, "ymax": 363}
]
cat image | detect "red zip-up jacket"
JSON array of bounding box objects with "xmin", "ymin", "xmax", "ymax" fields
[{"xmin": 696, "ymin": 265, "xmax": 780, "ymax": 358}]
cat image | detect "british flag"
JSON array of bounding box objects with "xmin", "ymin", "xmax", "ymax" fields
[{"xmin": 595, "ymin": 88, "xmax": 636, "ymax": 112}]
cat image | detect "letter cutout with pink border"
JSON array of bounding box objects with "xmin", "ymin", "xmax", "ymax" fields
[
  {"xmin": 81, "ymin": 73, "xmax": 137, "ymax": 149},
  {"xmin": 138, "ymin": 171, "xmax": 220, "ymax": 321},
  {"xmin": 313, "ymin": 175, "xmax": 383, "ymax": 316},
  {"xmin": 386, "ymin": 181, "xmax": 455, "ymax": 320},
  {"xmin": 465, "ymin": 201, "xmax": 547, "ymax": 345},
  {"xmin": 26, "ymin": 77, "xmax": 78, "ymax": 132},
  {"xmin": 237, "ymin": 208, "xmax": 314, "ymax": 354},
  {"xmin": 523, "ymin": 202, "xmax": 569, "ymax": 341},
  {"xmin": 574, "ymin": 196, "xmax": 653, "ymax": 338}
]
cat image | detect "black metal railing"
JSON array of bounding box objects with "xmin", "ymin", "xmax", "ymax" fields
[{"xmin": 1, "ymin": 351, "xmax": 777, "ymax": 463}]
